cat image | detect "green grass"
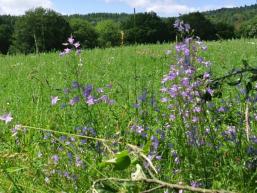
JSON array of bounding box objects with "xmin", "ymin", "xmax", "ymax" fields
[{"xmin": 0, "ymin": 39, "xmax": 257, "ymax": 193}]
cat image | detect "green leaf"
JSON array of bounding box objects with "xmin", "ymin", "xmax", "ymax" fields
[
  {"xmin": 100, "ymin": 151, "xmax": 131, "ymax": 171},
  {"xmin": 143, "ymin": 141, "xmax": 151, "ymax": 154},
  {"xmin": 114, "ymin": 151, "xmax": 131, "ymax": 170}
]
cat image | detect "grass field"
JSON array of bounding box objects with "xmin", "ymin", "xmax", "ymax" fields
[{"xmin": 0, "ymin": 39, "xmax": 257, "ymax": 192}]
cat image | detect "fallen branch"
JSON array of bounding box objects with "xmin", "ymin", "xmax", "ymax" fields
[
  {"xmin": 140, "ymin": 185, "xmax": 165, "ymax": 193},
  {"xmin": 92, "ymin": 177, "xmax": 236, "ymax": 193}
]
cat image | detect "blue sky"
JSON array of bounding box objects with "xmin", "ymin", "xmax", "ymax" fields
[{"xmin": 0, "ymin": 0, "xmax": 255, "ymax": 16}]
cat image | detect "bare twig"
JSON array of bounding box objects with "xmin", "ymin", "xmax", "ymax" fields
[
  {"xmin": 140, "ymin": 185, "xmax": 165, "ymax": 193},
  {"xmin": 21, "ymin": 125, "xmax": 116, "ymax": 143},
  {"xmin": 211, "ymin": 65, "xmax": 257, "ymax": 85},
  {"xmin": 91, "ymin": 177, "xmax": 236, "ymax": 193}
]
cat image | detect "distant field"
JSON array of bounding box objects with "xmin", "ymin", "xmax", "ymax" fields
[{"xmin": 0, "ymin": 39, "xmax": 257, "ymax": 192}]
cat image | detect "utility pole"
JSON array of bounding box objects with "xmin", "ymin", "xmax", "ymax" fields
[{"xmin": 134, "ymin": 8, "xmax": 136, "ymax": 44}]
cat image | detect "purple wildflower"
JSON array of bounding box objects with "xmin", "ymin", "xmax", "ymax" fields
[
  {"xmin": 108, "ymin": 99, "xmax": 115, "ymax": 105},
  {"xmin": 64, "ymin": 48, "xmax": 71, "ymax": 54},
  {"xmin": 206, "ymin": 88, "xmax": 214, "ymax": 95},
  {"xmin": 0, "ymin": 113, "xmax": 13, "ymax": 124},
  {"xmin": 74, "ymin": 42, "xmax": 80, "ymax": 48},
  {"xmin": 151, "ymin": 136, "xmax": 159, "ymax": 151},
  {"xmin": 203, "ymin": 61, "xmax": 211, "ymax": 67},
  {"xmin": 106, "ymin": 84, "xmax": 112, "ymax": 88},
  {"xmin": 173, "ymin": 19, "xmax": 180, "ymax": 29},
  {"xmin": 86, "ymin": 95, "xmax": 95, "ymax": 106},
  {"xmin": 181, "ymin": 77, "xmax": 190, "ymax": 86},
  {"xmin": 83, "ymin": 84, "xmax": 93, "ymax": 98},
  {"xmin": 184, "ymin": 48, "xmax": 190, "ymax": 56},
  {"xmin": 173, "ymin": 19, "xmax": 184, "ymax": 32},
  {"xmin": 202, "ymin": 45, "xmax": 208, "ymax": 51},
  {"xmin": 68, "ymin": 35, "xmax": 74, "ymax": 45},
  {"xmin": 197, "ymin": 57, "xmax": 204, "ymax": 63},
  {"xmin": 72, "ymin": 81, "xmax": 80, "ymax": 89},
  {"xmin": 63, "ymin": 171, "xmax": 70, "ymax": 179},
  {"xmin": 161, "ymin": 97, "xmax": 169, "ymax": 103},
  {"xmin": 193, "ymin": 106, "xmax": 201, "ymax": 113},
  {"xmin": 156, "ymin": 155, "xmax": 162, "ymax": 160},
  {"xmin": 97, "ymin": 88, "xmax": 104, "ymax": 93},
  {"xmin": 192, "ymin": 116, "xmax": 199, "ymax": 123},
  {"xmin": 169, "ymin": 114, "xmax": 176, "ymax": 121},
  {"xmin": 67, "ymin": 152, "xmax": 73, "ymax": 160},
  {"xmin": 81, "ymin": 139, "xmax": 87, "ymax": 144},
  {"xmin": 63, "ymin": 88, "xmax": 69, "ymax": 94},
  {"xmin": 99, "ymin": 95, "xmax": 109, "ymax": 103},
  {"xmin": 172, "ymin": 151, "xmax": 180, "ymax": 164},
  {"xmin": 169, "ymin": 84, "xmax": 179, "ymax": 98},
  {"xmin": 51, "ymin": 154, "xmax": 59, "ymax": 165},
  {"xmin": 250, "ymin": 136, "xmax": 257, "ymax": 144},
  {"xmin": 75, "ymin": 156, "xmax": 83, "ymax": 167},
  {"xmin": 69, "ymin": 96, "xmax": 80, "ymax": 106},
  {"xmin": 138, "ymin": 90, "xmax": 147, "ymax": 102},
  {"xmin": 51, "ymin": 96, "xmax": 59, "ymax": 105},
  {"xmin": 11, "ymin": 124, "xmax": 21, "ymax": 136},
  {"xmin": 184, "ymin": 23, "xmax": 190, "ymax": 32},
  {"xmin": 203, "ymin": 72, "xmax": 210, "ymax": 79},
  {"xmin": 190, "ymin": 181, "xmax": 200, "ymax": 188},
  {"xmin": 218, "ymin": 106, "xmax": 225, "ymax": 112},
  {"xmin": 223, "ymin": 126, "xmax": 236, "ymax": 141},
  {"xmin": 131, "ymin": 125, "xmax": 145, "ymax": 135},
  {"xmin": 133, "ymin": 103, "xmax": 140, "ymax": 108}
]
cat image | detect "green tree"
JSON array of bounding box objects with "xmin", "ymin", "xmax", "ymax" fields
[
  {"xmin": 0, "ymin": 16, "xmax": 16, "ymax": 54},
  {"xmin": 69, "ymin": 18, "xmax": 98, "ymax": 49},
  {"xmin": 180, "ymin": 12, "xmax": 217, "ymax": 40},
  {"xmin": 121, "ymin": 12, "xmax": 170, "ymax": 44},
  {"xmin": 95, "ymin": 20, "xmax": 120, "ymax": 47},
  {"xmin": 163, "ymin": 17, "xmax": 177, "ymax": 42},
  {"xmin": 239, "ymin": 16, "xmax": 257, "ymax": 38},
  {"xmin": 0, "ymin": 24, "xmax": 12, "ymax": 54},
  {"xmin": 10, "ymin": 7, "xmax": 71, "ymax": 54},
  {"xmin": 215, "ymin": 23, "xmax": 235, "ymax": 39}
]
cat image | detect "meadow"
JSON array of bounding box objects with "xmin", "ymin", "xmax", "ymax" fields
[{"xmin": 0, "ymin": 35, "xmax": 257, "ymax": 193}]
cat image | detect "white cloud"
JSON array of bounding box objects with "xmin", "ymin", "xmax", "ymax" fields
[
  {"xmin": 146, "ymin": 4, "xmax": 196, "ymax": 15},
  {"xmin": 105, "ymin": 0, "xmax": 196, "ymax": 15},
  {"xmin": 105, "ymin": 0, "xmax": 235, "ymax": 16},
  {"xmin": 0, "ymin": 0, "xmax": 53, "ymax": 15}
]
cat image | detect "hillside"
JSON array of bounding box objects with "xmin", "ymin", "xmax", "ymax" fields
[
  {"xmin": 67, "ymin": 12, "xmax": 130, "ymax": 24},
  {"xmin": 66, "ymin": 4, "xmax": 257, "ymax": 29},
  {"xmin": 203, "ymin": 4, "xmax": 257, "ymax": 30}
]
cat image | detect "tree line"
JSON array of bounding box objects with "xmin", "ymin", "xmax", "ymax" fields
[{"xmin": 0, "ymin": 6, "xmax": 256, "ymax": 55}]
